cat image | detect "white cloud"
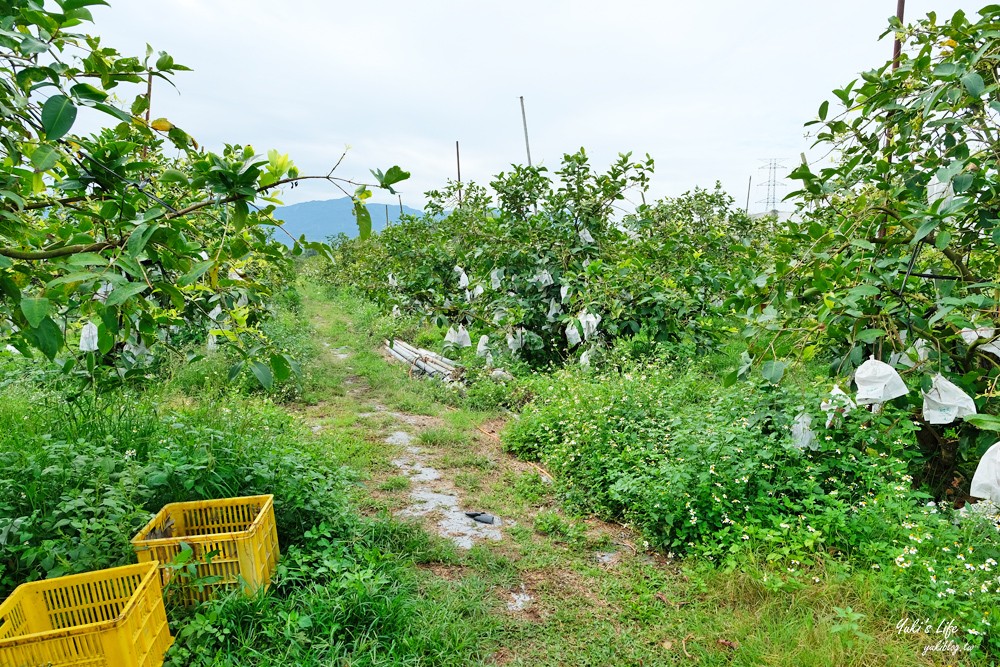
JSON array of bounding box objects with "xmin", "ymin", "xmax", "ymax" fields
[{"xmin": 89, "ymin": 0, "xmax": 984, "ymax": 210}]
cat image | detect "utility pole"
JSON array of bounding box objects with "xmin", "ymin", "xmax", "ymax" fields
[
  {"xmin": 892, "ymin": 0, "xmax": 906, "ymax": 70},
  {"xmin": 882, "ymin": 0, "xmax": 906, "ymax": 231},
  {"xmin": 455, "ymin": 140, "xmax": 462, "ymax": 206},
  {"xmin": 745, "ymin": 175, "xmax": 752, "ymax": 214},
  {"xmin": 519, "ymin": 96, "xmax": 532, "ymax": 167}
]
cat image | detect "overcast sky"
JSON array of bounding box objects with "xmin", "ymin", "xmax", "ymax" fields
[{"xmin": 89, "ymin": 1, "xmax": 985, "ymax": 213}]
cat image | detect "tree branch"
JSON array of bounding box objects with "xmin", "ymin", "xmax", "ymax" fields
[
  {"xmin": 0, "ymin": 241, "xmax": 118, "ymax": 260},
  {"xmin": 164, "ymin": 173, "xmax": 361, "ymax": 220},
  {"xmin": 1, "ymin": 171, "xmax": 365, "ymax": 260}
]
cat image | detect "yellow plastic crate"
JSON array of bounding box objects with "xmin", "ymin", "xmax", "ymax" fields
[
  {"xmin": 131, "ymin": 494, "xmax": 279, "ymax": 604},
  {"xmin": 0, "ymin": 561, "xmax": 173, "ymax": 667}
]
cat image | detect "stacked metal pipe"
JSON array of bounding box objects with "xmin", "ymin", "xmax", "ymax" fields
[{"xmin": 384, "ymin": 339, "xmax": 463, "ymax": 383}]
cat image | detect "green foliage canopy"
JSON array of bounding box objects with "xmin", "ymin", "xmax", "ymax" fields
[
  {"xmin": 737, "ymin": 6, "xmax": 1000, "ymax": 488},
  {"xmin": 0, "ymin": 0, "xmax": 406, "ymax": 384},
  {"xmin": 325, "ymin": 152, "xmax": 766, "ymax": 366}
]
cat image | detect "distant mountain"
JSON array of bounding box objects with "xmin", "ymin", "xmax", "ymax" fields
[{"xmin": 270, "ymin": 197, "xmax": 423, "ymax": 244}]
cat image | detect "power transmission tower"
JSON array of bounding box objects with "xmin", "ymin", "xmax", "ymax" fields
[{"xmin": 757, "ymin": 158, "xmax": 786, "ymax": 214}]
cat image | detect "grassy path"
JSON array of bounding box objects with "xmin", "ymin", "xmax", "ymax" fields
[{"xmin": 293, "ymin": 285, "xmax": 962, "ymax": 667}]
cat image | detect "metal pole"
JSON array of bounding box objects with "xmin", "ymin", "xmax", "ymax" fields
[
  {"xmin": 398, "ymin": 194, "xmax": 403, "ymax": 218},
  {"xmin": 455, "ymin": 140, "xmax": 462, "ymax": 206},
  {"xmin": 892, "ymin": 0, "xmax": 906, "ymax": 70},
  {"xmin": 745, "ymin": 175, "xmax": 752, "ymax": 214},
  {"xmin": 881, "ymin": 0, "xmax": 906, "ymax": 236},
  {"xmin": 385, "ymin": 204, "xmax": 389, "ymax": 227},
  {"xmin": 519, "ymin": 96, "xmax": 532, "ymax": 167}
]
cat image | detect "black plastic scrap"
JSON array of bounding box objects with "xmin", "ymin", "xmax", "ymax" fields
[{"xmin": 465, "ymin": 511, "xmax": 495, "ymax": 524}]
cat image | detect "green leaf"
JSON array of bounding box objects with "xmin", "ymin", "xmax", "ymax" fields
[
  {"xmin": 761, "ymin": 360, "xmax": 786, "ymax": 384},
  {"xmin": 64, "ymin": 7, "xmax": 95, "ymax": 23},
  {"xmin": 848, "ymin": 284, "xmax": 880, "ymax": 298},
  {"xmin": 818, "ymin": 100, "xmax": 829, "ymax": 121},
  {"xmin": 154, "ymin": 282, "xmax": 185, "ymax": 309},
  {"xmin": 271, "ymin": 354, "xmax": 291, "ymax": 382},
  {"xmin": 14, "ymin": 66, "xmax": 52, "ymax": 90},
  {"xmin": 30, "ymin": 144, "xmax": 59, "ymax": 171},
  {"xmin": 353, "ymin": 200, "xmax": 372, "ymax": 240},
  {"xmin": 933, "ymin": 62, "xmax": 962, "ymax": 78},
  {"xmin": 65, "ymin": 252, "xmax": 108, "ymax": 267},
  {"xmin": 97, "ymin": 321, "xmax": 114, "ymax": 354},
  {"xmin": 19, "ymin": 36, "xmax": 50, "ymax": 55},
  {"xmin": 70, "ymin": 83, "xmax": 107, "ymax": 102},
  {"xmin": 62, "ymin": 0, "xmax": 110, "ymax": 9},
  {"xmin": 952, "ymin": 172, "xmax": 973, "ymax": 193},
  {"xmin": 155, "ymin": 52, "xmax": 174, "ymax": 70},
  {"xmin": 0, "ymin": 274, "xmax": 21, "ymax": 301},
  {"xmin": 227, "ymin": 361, "xmax": 244, "ymax": 383},
  {"xmin": 92, "ymin": 102, "xmax": 133, "ymax": 123},
  {"xmin": 0, "ymin": 190, "xmax": 24, "ymax": 210},
  {"xmin": 371, "ymin": 165, "xmax": 411, "ymax": 194},
  {"xmin": 105, "ymin": 281, "xmax": 148, "ymax": 307},
  {"xmin": 913, "ymin": 219, "xmax": 938, "ymax": 243},
  {"xmin": 856, "ymin": 328, "xmax": 885, "ymax": 344},
  {"xmin": 178, "ymin": 260, "xmax": 213, "ymax": 287},
  {"xmin": 250, "ymin": 360, "xmax": 273, "ymax": 390},
  {"xmin": 158, "ymin": 169, "xmax": 189, "ymax": 186},
  {"xmin": 961, "ymin": 72, "xmax": 985, "ymax": 97},
  {"xmin": 45, "ymin": 271, "xmax": 103, "ymax": 288},
  {"xmin": 233, "ymin": 199, "xmax": 249, "ymax": 228},
  {"xmin": 935, "ymin": 230, "xmax": 952, "ymax": 250},
  {"xmin": 28, "ymin": 316, "xmax": 63, "ymax": 360},
  {"xmin": 137, "ymin": 207, "xmax": 165, "ymax": 223},
  {"xmin": 41, "ymin": 95, "xmax": 77, "ymax": 140},
  {"xmin": 127, "ymin": 222, "xmax": 158, "ymax": 257},
  {"xmin": 20, "ymin": 297, "xmax": 51, "ymax": 328},
  {"xmin": 965, "ymin": 414, "xmax": 1000, "ymax": 432},
  {"xmin": 98, "ymin": 305, "xmax": 118, "ymax": 335},
  {"xmin": 722, "ymin": 369, "xmax": 739, "ymax": 388}
]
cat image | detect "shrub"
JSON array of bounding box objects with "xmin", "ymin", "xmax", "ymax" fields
[
  {"xmin": 504, "ymin": 355, "xmax": 1000, "ymax": 650},
  {"xmin": 319, "ymin": 157, "xmax": 766, "ymax": 368}
]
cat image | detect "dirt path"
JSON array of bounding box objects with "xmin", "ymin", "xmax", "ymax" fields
[
  {"xmin": 299, "ymin": 302, "xmax": 647, "ymax": 636},
  {"xmin": 297, "ymin": 290, "xmax": 954, "ymax": 667}
]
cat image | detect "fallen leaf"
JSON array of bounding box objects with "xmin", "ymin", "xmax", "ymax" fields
[
  {"xmin": 661, "ymin": 639, "xmax": 674, "ymax": 650},
  {"xmin": 717, "ymin": 639, "xmax": 739, "ymax": 650}
]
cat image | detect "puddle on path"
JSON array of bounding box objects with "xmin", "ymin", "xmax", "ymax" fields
[
  {"xmin": 367, "ymin": 403, "xmax": 443, "ymax": 428},
  {"xmin": 385, "ymin": 429, "xmax": 503, "ymax": 549},
  {"xmin": 595, "ymin": 551, "xmax": 620, "ymax": 567},
  {"xmin": 385, "ymin": 431, "xmax": 414, "ymax": 446}
]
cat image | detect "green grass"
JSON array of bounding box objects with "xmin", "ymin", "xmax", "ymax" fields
[
  {"xmin": 288, "ymin": 285, "xmax": 979, "ymax": 667},
  {"xmin": 2, "ymin": 280, "xmax": 976, "ymax": 666},
  {"xmin": 378, "ymin": 475, "xmax": 412, "ymax": 492}
]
